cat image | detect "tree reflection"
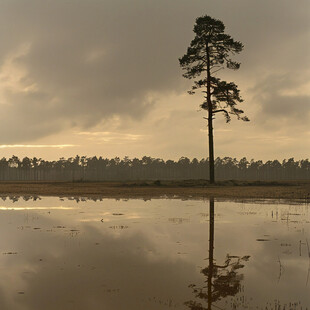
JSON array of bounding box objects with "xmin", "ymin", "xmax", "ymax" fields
[{"xmin": 185, "ymin": 198, "xmax": 250, "ymax": 310}]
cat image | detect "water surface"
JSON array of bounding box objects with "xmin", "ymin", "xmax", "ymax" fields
[{"xmin": 0, "ymin": 197, "xmax": 309, "ymax": 309}]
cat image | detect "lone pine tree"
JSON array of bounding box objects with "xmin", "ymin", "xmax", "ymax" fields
[{"xmin": 179, "ymin": 15, "xmax": 249, "ymax": 184}]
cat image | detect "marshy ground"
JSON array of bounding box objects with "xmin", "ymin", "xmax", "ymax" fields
[{"xmin": 0, "ymin": 180, "xmax": 309, "ymax": 201}]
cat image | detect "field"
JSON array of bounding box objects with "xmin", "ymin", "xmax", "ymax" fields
[{"xmin": 0, "ymin": 180, "xmax": 309, "ymax": 201}]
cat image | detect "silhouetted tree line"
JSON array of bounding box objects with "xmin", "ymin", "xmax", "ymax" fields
[{"xmin": 0, "ymin": 156, "xmax": 309, "ymax": 181}]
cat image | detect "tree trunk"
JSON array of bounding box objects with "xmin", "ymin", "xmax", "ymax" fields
[
  {"xmin": 208, "ymin": 197, "xmax": 215, "ymax": 309},
  {"xmin": 206, "ymin": 42, "xmax": 215, "ymax": 183}
]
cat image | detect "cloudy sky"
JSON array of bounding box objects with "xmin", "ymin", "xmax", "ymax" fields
[{"xmin": 0, "ymin": 0, "xmax": 309, "ymax": 161}]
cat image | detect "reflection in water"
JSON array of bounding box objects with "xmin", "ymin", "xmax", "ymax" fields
[
  {"xmin": 0, "ymin": 195, "xmax": 105, "ymax": 203},
  {"xmin": 0, "ymin": 195, "xmax": 41, "ymax": 202},
  {"xmin": 0, "ymin": 197, "xmax": 309, "ymax": 310},
  {"xmin": 185, "ymin": 198, "xmax": 250, "ymax": 310}
]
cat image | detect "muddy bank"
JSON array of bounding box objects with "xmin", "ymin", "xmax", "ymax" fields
[{"xmin": 0, "ymin": 180, "xmax": 309, "ymax": 201}]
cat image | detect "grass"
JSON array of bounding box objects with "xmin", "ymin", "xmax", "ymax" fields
[{"xmin": 0, "ymin": 180, "xmax": 309, "ymax": 201}]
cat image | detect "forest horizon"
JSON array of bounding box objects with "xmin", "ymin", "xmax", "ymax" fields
[{"xmin": 0, "ymin": 155, "xmax": 309, "ymax": 182}]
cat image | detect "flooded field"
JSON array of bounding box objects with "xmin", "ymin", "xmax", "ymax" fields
[{"xmin": 0, "ymin": 197, "xmax": 309, "ymax": 310}]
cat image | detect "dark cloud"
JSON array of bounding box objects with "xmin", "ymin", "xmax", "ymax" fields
[
  {"xmin": 0, "ymin": 0, "xmax": 308, "ymax": 143},
  {"xmin": 0, "ymin": 0, "xmax": 195, "ymax": 142},
  {"xmin": 252, "ymin": 74, "xmax": 310, "ymax": 129}
]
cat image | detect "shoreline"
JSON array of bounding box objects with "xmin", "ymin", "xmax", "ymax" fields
[{"xmin": 0, "ymin": 181, "xmax": 309, "ymax": 201}]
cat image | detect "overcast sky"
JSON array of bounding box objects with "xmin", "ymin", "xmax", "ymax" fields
[{"xmin": 0, "ymin": 0, "xmax": 309, "ymax": 161}]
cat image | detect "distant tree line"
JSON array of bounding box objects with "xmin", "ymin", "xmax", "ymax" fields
[{"xmin": 0, "ymin": 156, "xmax": 309, "ymax": 181}]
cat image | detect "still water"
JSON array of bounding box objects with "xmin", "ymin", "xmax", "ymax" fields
[{"xmin": 0, "ymin": 197, "xmax": 309, "ymax": 310}]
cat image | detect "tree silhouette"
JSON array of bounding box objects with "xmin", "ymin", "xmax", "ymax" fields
[{"xmin": 179, "ymin": 15, "xmax": 249, "ymax": 183}]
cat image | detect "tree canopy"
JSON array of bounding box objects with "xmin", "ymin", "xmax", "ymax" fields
[{"xmin": 179, "ymin": 15, "xmax": 248, "ymax": 122}]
